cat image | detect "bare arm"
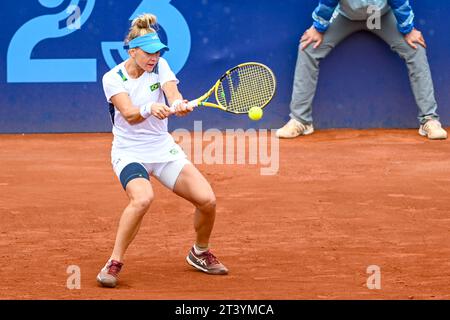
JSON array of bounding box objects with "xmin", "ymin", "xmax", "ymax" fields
[
  {"xmin": 162, "ymin": 80, "xmax": 193, "ymax": 116},
  {"xmin": 110, "ymin": 93, "xmax": 145, "ymax": 125},
  {"xmin": 110, "ymin": 92, "xmax": 171, "ymax": 123},
  {"xmin": 162, "ymin": 80, "xmax": 183, "ymax": 107}
]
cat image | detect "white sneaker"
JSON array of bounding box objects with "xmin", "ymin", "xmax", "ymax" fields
[
  {"xmin": 418, "ymin": 120, "xmax": 448, "ymax": 140},
  {"xmin": 275, "ymin": 119, "xmax": 314, "ymax": 139}
]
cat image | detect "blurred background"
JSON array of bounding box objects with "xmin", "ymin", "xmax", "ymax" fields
[{"xmin": 1, "ymin": 0, "xmax": 449, "ymax": 133}]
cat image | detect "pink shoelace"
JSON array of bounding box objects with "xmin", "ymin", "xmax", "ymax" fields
[
  {"xmin": 107, "ymin": 260, "xmax": 123, "ymax": 277},
  {"xmin": 202, "ymin": 251, "xmax": 220, "ymax": 265}
]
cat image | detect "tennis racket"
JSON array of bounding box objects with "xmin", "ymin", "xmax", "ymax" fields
[{"xmin": 171, "ymin": 62, "xmax": 276, "ymax": 114}]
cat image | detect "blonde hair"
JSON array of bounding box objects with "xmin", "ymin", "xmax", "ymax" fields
[{"xmin": 126, "ymin": 13, "xmax": 158, "ymax": 43}]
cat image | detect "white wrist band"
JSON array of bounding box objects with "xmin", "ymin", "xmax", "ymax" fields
[{"xmin": 140, "ymin": 103, "xmax": 153, "ymax": 119}]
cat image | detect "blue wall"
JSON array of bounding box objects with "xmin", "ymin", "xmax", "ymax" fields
[{"xmin": 1, "ymin": 0, "xmax": 449, "ymax": 133}]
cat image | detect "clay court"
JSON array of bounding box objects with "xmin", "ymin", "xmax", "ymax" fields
[{"xmin": 1, "ymin": 129, "xmax": 449, "ymax": 300}]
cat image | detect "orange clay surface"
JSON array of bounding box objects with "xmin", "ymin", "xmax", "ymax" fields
[{"xmin": 0, "ymin": 130, "xmax": 449, "ymax": 300}]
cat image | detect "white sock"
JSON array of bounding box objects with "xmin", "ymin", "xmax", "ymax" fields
[{"xmin": 194, "ymin": 244, "xmax": 209, "ymax": 255}]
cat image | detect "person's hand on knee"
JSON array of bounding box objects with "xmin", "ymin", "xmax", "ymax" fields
[
  {"xmin": 300, "ymin": 26, "xmax": 324, "ymax": 50},
  {"xmin": 404, "ymin": 28, "xmax": 427, "ymax": 49}
]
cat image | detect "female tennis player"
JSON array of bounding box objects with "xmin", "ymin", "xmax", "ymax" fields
[{"xmin": 97, "ymin": 13, "xmax": 228, "ymax": 288}]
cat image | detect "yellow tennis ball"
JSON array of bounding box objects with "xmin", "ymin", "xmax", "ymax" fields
[{"xmin": 248, "ymin": 107, "xmax": 263, "ymax": 121}]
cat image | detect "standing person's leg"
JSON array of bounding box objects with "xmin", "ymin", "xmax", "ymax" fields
[
  {"xmin": 110, "ymin": 179, "xmax": 154, "ymax": 262},
  {"xmin": 97, "ymin": 163, "xmax": 153, "ymax": 288},
  {"xmin": 369, "ymin": 11, "xmax": 447, "ymax": 139},
  {"xmin": 157, "ymin": 159, "xmax": 228, "ymax": 275},
  {"xmin": 277, "ymin": 14, "xmax": 365, "ymax": 138}
]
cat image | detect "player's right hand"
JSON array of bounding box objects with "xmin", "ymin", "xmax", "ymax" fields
[
  {"xmin": 300, "ymin": 26, "xmax": 324, "ymax": 50},
  {"xmin": 151, "ymin": 103, "xmax": 171, "ymax": 120}
]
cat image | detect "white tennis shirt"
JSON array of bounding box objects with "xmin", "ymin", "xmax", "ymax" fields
[{"xmin": 102, "ymin": 57, "xmax": 186, "ymax": 163}]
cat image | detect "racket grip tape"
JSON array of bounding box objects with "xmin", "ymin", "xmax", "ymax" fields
[
  {"xmin": 187, "ymin": 100, "xmax": 199, "ymax": 108},
  {"xmin": 169, "ymin": 100, "xmax": 199, "ymax": 114},
  {"xmin": 169, "ymin": 99, "xmax": 183, "ymax": 114}
]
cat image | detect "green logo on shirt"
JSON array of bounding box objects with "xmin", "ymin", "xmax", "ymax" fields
[
  {"xmin": 169, "ymin": 148, "xmax": 179, "ymax": 155},
  {"xmin": 117, "ymin": 70, "xmax": 128, "ymax": 82},
  {"xmin": 150, "ymin": 82, "xmax": 160, "ymax": 91}
]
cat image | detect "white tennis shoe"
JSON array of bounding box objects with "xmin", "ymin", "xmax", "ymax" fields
[
  {"xmin": 419, "ymin": 120, "xmax": 448, "ymax": 140},
  {"xmin": 276, "ymin": 118, "xmax": 314, "ymax": 139}
]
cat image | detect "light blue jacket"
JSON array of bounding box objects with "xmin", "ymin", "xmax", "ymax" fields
[{"xmin": 312, "ymin": 0, "xmax": 415, "ymax": 34}]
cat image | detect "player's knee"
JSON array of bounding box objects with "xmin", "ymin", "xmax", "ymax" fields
[
  {"xmin": 196, "ymin": 193, "xmax": 216, "ymax": 213},
  {"xmin": 130, "ymin": 194, "xmax": 153, "ymax": 213}
]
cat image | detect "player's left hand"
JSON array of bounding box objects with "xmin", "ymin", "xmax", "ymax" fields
[
  {"xmin": 173, "ymin": 99, "xmax": 193, "ymax": 117},
  {"xmin": 404, "ymin": 28, "xmax": 426, "ymax": 50}
]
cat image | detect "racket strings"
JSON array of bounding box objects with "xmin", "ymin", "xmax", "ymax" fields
[{"xmin": 217, "ymin": 64, "xmax": 276, "ymax": 113}]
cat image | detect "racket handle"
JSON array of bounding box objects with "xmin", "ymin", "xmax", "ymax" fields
[
  {"xmin": 187, "ymin": 100, "xmax": 199, "ymax": 108},
  {"xmin": 169, "ymin": 100, "xmax": 199, "ymax": 114},
  {"xmin": 169, "ymin": 99, "xmax": 183, "ymax": 114}
]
